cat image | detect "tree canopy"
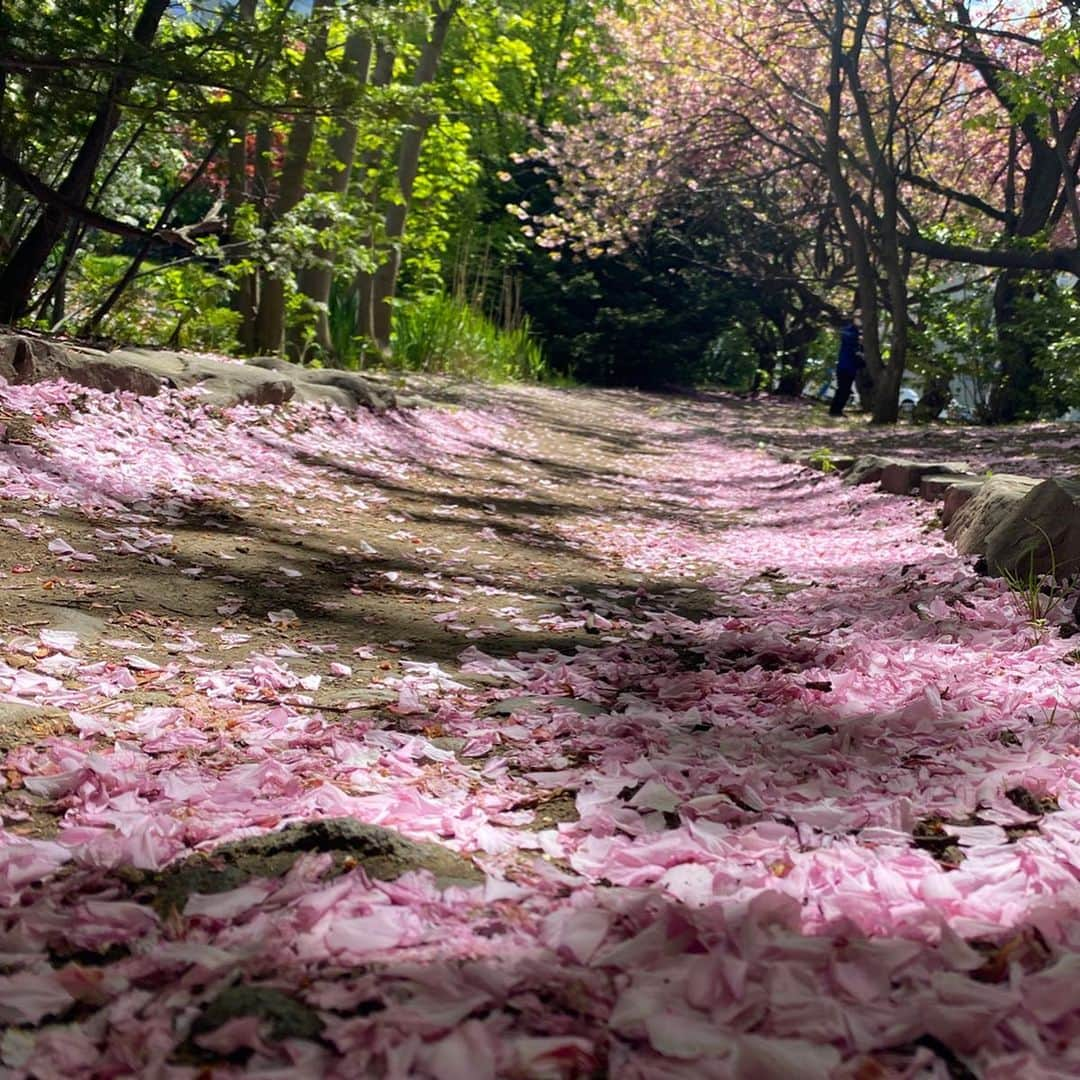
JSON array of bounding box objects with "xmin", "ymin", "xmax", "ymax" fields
[
  {"xmin": 5, "ymin": 0, "xmax": 1080, "ymax": 420},
  {"xmin": 528, "ymin": 0, "xmax": 1080, "ymax": 420}
]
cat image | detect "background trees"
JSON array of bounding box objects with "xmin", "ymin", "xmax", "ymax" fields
[
  {"xmin": 526, "ymin": 0, "xmax": 1080, "ymax": 421},
  {"xmin": 0, "ymin": 0, "xmax": 634, "ymax": 372},
  {"xmin": 5, "ymin": 0, "xmax": 1080, "ymax": 422}
]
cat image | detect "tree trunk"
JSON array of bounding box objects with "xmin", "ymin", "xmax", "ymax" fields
[
  {"xmin": 822, "ymin": 0, "xmax": 885, "ymax": 411},
  {"xmin": 345, "ymin": 43, "xmax": 396, "ymax": 358},
  {"xmin": 369, "ymin": 242, "xmax": 402, "ymax": 350},
  {"xmin": 870, "ymin": 335, "xmax": 905, "ymax": 423},
  {"xmin": 230, "ymin": 116, "xmax": 259, "ymax": 354},
  {"xmin": 224, "ymin": 0, "xmax": 258, "ymax": 352},
  {"xmin": 254, "ymin": 277, "xmax": 287, "ymax": 356},
  {"xmin": 870, "ymin": 253, "xmax": 909, "ymax": 424},
  {"xmin": 359, "ymin": 2, "xmax": 459, "ymax": 352},
  {"xmin": 0, "ymin": 0, "xmax": 169, "ymax": 323},
  {"xmin": 913, "ymin": 369, "xmax": 952, "ymax": 423},
  {"xmin": 237, "ymin": 124, "xmax": 274, "ymax": 351},
  {"xmin": 293, "ymin": 32, "xmax": 374, "ymax": 361},
  {"xmin": 750, "ymin": 360, "xmax": 773, "ymax": 394},
  {"xmin": 842, "ymin": 0, "xmax": 909, "ymax": 425},
  {"xmin": 252, "ymin": 0, "xmax": 334, "ymax": 356},
  {"xmin": 775, "ymin": 317, "xmax": 817, "ymax": 396},
  {"xmin": 988, "ymin": 269, "xmax": 1039, "ymax": 422},
  {"xmin": 28, "ymin": 114, "xmax": 152, "ymax": 329},
  {"xmin": 775, "ymin": 360, "xmax": 803, "ymax": 396},
  {"xmin": 951, "ymin": 4, "xmax": 1080, "ymax": 423}
]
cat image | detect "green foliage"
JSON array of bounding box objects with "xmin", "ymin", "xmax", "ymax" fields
[
  {"xmin": 400, "ymin": 118, "xmax": 484, "ymax": 290},
  {"xmin": 807, "ymin": 447, "xmax": 838, "ymax": 474},
  {"xmin": 69, "ymin": 254, "xmax": 239, "ymax": 351},
  {"xmin": 264, "ymin": 194, "xmax": 381, "ymax": 281},
  {"xmin": 437, "ymin": 0, "xmax": 638, "ymax": 328},
  {"xmin": 998, "ymin": 23, "xmax": 1080, "ymax": 133},
  {"xmin": 390, "ymin": 291, "xmax": 551, "ymax": 382},
  {"xmin": 908, "ymin": 271, "xmax": 998, "ymax": 421},
  {"xmin": 1012, "ymin": 276, "xmax": 1080, "ymax": 415},
  {"xmin": 707, "ymin": 326, "xmax": 762, "ymax": 391},
  {"xmin": 0, "ymin": 0, "xmax": 643, "ymax": 369},
  {"xmin": 327, "ymin": 281, "xmax": 364, "ymax": 370},
  {"xmin": 1001, "ymin": 523, "xmax": 1062, "ymax": 646},
  {"xmin": 511, "ymin": 196, "xmax": 771, "ymax": 388},
  {"xmin": 907, "ymin": 265, "xmax": 1080, "ymax": 422}
]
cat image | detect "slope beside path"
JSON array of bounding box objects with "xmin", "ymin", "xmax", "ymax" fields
[{"xmin": 0, "ymin": 378, "xmax": 1078, "ymax": 1078}]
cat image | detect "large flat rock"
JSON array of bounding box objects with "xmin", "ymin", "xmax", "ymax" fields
[
  {"xmin": 843, "ymin": 454, "xmax": 897, "ymax": 486},
  {"xmin": 0, "ymin": 334, "xmax": 163, "ymax": 396},
  {"xmin": 921, "ymin": 473, "xmax": 983, "ymax": 505},
  {"xmin": 984, "ymin": 477, "xmax": 1080, "ymax": 580},
  {"xmin": 0, "ymin": 333, "xmax": 394, "ymax": 412},
  {"xmin": 73, "ymin": 347, "xmax": 295, "ymax": 407},
  {"xmin": 878, "ymin": 460, "xmax": 973, "ymax": 495},
  {"xmin": 945, "ymin": 475, "xmax": 1041, "ymax": 555},
  {"xmin": 149, "ymin": 818, "xmax": 481, "ymax": 914},
  {"xmin": 247, "ymin": 356, "xmax": 395, "ymax": 413}
]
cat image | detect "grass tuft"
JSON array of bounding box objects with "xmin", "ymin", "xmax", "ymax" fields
[{"xmin": 390, "ymin": 292, "xmax": 556, "ymax": 383}]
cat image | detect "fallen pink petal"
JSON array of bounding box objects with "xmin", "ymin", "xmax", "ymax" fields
[{"xmin": 0, "ymin": 375, "xmax": 1079, "ymax": 1078}]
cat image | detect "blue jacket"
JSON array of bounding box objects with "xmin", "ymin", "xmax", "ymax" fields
[{"xmin": 837, "ymin": 323, "xmax": 863, "ymax": 376}]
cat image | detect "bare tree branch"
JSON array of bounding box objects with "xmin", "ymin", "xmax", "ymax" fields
[{"xmin": 0, "ymin": 146, "xmax": 197, "ymax": 249}]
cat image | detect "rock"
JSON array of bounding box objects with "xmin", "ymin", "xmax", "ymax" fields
[
  {"xmin": 844, "ymin": 454, "xmax": 897, "ymax": 486},
  {"xmin": 0, "ymin": 702, "xmax": 43, "ymax": 727},
  {"xmin": 941, "ymin": 480, "xmax": 989, "ymax": 526},
  {"xmin": 800, "ymin": 451, "xmax": 856, "ymax": 473},
  {"xmin": 770, "ymin": 446, "xmax": 800, "ymax": 464},
  {"xmin": 301, "ymin": 370, "xmax": 395, "ymax": 413},
  {"xmin": 91, "ymin": 348, "xmax": 294, "ymax": 406},
  {"xmin": 0, "ymin": 703, "xmax": 70, "ymax": 751},
  {"xmin": 984, "ymin": 478, "xmax": 1080, "ymax": 580},
  {"xmin": 151, "ymin": 818, "xmax": 480, "ymax": 912},
  {"xmin": 454, "ymin": 671, "xmax": 511, "ymax": 688},
  {"xmin": 29, "ymin": 602, "xmax": 109, "ymax": 643},
  {"xmin": 945, "ymin": 475, "xmax": 1041, "ymax": 555},
  {"xmin": 429, "ymin": 735, "xmax": 467, "ymax": 753},
  {"xmin": 921, "ymin": 474, "xmax": 983, "ymax": 505},
  {"xmin": 0, "ymin": 334, "xmax": 163, "ymax": 396},
  {"xmin": 525, "ymin": 792, "xmax": 580, "ymax": 831},
  {"xmin": 878, "ymin": 460, "xmax": 973, "ymax": 496},
  {"xmin": 0, "ymin": 333, "xmax": 393, "ymax": 411},
  {"xmin": 246, "ymin": 356, "xmax": 395, "ymax": 413},
  {"xmin": 292, "ymin": 381, "xmax": 356, "ymax": 411},
  {"xmin": 757, "ymin": 443, "xmax": 799, "ymax": 464}
]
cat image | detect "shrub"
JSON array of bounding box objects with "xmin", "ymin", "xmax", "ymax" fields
[
  {"xmin": 390, "ymin": 292, "xmax": 552, "ymax": 382},
  {"xmin": 70, "ymin": 254, "xmax": 240, "ymax": 352}
]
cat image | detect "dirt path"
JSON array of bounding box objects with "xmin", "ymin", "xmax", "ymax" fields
[
  {"xmin": 1, "ymin": 381, "xmax": 1079, "ymax": 1076},
  {"xmin": 0, "ymin": 386, "xmax": 736, "ymax": 753}
]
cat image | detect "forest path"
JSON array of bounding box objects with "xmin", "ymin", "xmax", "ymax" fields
[{"xmin": 1, "ymin": 379, "xmax": 1078, "ymax": 1076}]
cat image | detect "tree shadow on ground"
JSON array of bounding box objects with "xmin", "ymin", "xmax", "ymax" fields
[{"xmin": 6, "ymin": 389, "xmax": 1078, "ymax": 1075}]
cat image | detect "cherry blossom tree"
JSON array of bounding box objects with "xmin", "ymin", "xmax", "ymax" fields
[
  {"xmin": 525, "ymin": 0, "xmax": 1052, "ymax": 420},
  {"xmin": 902, "ymin": 0, "xmax": 1080, "ymax": 420}
]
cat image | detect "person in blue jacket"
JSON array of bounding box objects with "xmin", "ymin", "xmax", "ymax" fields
[{"xmin": 829, "ymin": 317, "xmax": 863, "ymax": 416}]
